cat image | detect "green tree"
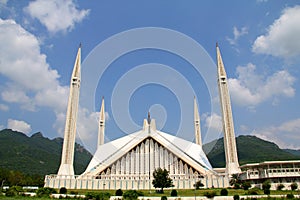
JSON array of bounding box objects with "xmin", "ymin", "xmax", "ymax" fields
[
  {"xmin": 290, "ymin": 182, "xmax": 298, "ymax": 191},
  {"xmin": 242, "ymin": 181, "xmax": 251, "ymax": 190},
  {"xmin": 262, "ymin": 180, "xmax": 271, "ymax": 195},
  {"xmin": 276, "ymin": 183, "xmax": 284, "ymax": 190},
  {"xmin": 229, "ymin": 174, "xmax": 242, "ymax": 189},
  {"xmin": 194, "ymin": 180, "xmax": 204, "ymax": 189},
  {"xmin": 152, "ymin": 168, "xmax": 173, "ymax": 193}
]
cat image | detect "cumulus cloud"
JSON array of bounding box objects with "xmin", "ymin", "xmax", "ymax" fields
[
  {"xmin": 7, "ymin": 119, "xmax": 32, "ymax": 135},
  {"xmin": 252, "ymin": 6, "xmax": 300, "ymax": 59},
  {"xmin": 227, "ymin": 26, "xmax": 248, "ymax": 45},
  {"xmin": 203, "ymin": 112, "xmax": 222, "ymax": 132},
  {"xmin": 251, "ymin": 118, "xmax": 300, "ymax": 149},
  {"xmin": 228, "ymin": 63, "xmax": 296, "ymax": 107},
  {"xmin": 0, "ymin": 18, "xmax": 68, "ymax": 111},
  {"xmin": 0, "ymin": 18, "xmax": 100, "ymax": 149},
  {"xmin": 24, "ymin": 0, "xmax": 90, "ymax": 33}
]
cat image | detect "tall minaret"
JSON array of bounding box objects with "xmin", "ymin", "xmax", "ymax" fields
[
  {"xmin": 216, "ymin": 43, "xmax": 241, "ymax": 175},
  {"xmin": 194, "ymin": 97, "xmax": 202, "ymax": 147},
  {"xmin": 58, "ymin": 45, "xmax": 81, "ymax": 176},
  {"xmin": 97, "ymin": 97, "xmax": 105, "ymax": 146}
]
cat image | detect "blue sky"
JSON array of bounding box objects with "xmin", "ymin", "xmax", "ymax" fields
[{"xmin": 0, "ymin": 0, "xmax": 300, "ymax": 153}]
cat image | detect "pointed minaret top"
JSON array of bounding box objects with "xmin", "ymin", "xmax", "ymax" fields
[
  {"xmin": 216, "ymin": 44, "xmax": 227, "ymax": 78},
  {"xmin": 194, "ymin": 96, "xmax": 202, "ymax": 146},
  {"xmin": 100, "ymin": 97, "xmax": 105, "ymax": 121},
  {"xmin": 147, "ymin": 112, "xmax": 151, "ymax": 124},
  {"xmin": 72, "ymin": 46, "xmax": 81, "ymax": 79}
]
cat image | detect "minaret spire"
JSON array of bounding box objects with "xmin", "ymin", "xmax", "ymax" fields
[
  {"xmin": 58, "ymin": 45, "xmax": 81, "ymax": 176},
  {"xmin": 194, "ymin": 96, "xmax": 202, "ymax": 147},
  {"xmin": 216, "ymin": 43, "xmax": 240, "ymax": 175},
  {"xmin": 98, "ymin": 97, "xmax": 105, "ymax": 146}
]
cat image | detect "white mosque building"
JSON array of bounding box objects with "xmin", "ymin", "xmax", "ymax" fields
[{"xmin": 44, "ymin": 44, "xmax": 241, "ymax": 190}]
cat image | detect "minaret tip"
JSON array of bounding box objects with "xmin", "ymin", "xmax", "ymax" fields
[
  {"xmin": 147, "ymin": 112, "xmax": 151, "ymax": 124},
  {"xmin": 216, "ymin": 42, "xmax": 218, "ymax": 47},
  {"xmin": 79, "ymin": 43, "xmax": 82, "ymax": 48}
]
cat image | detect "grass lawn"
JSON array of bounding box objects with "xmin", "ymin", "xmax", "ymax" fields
[{"xmin": 1, "ymin": 188, "xmax": 299, "ymax": 199}]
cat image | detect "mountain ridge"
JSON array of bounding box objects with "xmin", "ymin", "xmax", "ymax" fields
[
  {"xmin": 0, "ymin": 129, "xmax": 92, "ymax": 175},
  {"xmin": 1, "ymin": 129, "xmax": 299, "ymax": 175}
]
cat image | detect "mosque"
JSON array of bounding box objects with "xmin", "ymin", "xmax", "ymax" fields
[{"xmin": 44, "ymin": 44, "xmax": 300, "ymax": 190}]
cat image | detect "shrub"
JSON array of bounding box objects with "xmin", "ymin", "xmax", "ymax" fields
[
  {"xmin": 161, "ymin": 196, "xmax": 167, "ymax": 200},
  {"xmin": 85, "ymin": 192, "xmax": 111, "ymax": 200},
  {"xmin": 287, "ymin": 193, "xmax": 294, "ymax": 199},
  {"xmin": 170, "ymin": 189, "xmax": 177, "ymax": 197},
  {"xmin": 247, "ymin": 187, "xmax": 259, "ymax": 195},
  {"xmin": 262, "ymin": 180, "xmax": 271, "ymax": 195},
  {"xmin": 290, "ymin": 182, "xmax": 298, "ymax": 191},
  {"xmin": 59, "ymin": 187, "xmax": 67, "ymax": 194},
  {"xmin": 123, "ymin": 190, "xmax": 143, "ymax": 200},
  {"xmin": 220, "ymin": 188, "xmax": 228, "ymax": 196},
  {"xmin": 242, "ymin": 181, "xmax": 251, "ymax": 190},
  {"xmin": 115, "ymin": 189, "xmax": 123, "ymax": 196},
  {"xmin": 36, "ymin": 187, "xmax": 57, "ymax": 197},
  {"xmin": 5, "ymin": 189, "xmax": 17, "ymax": 197},
  {"xmin": 70, "ymin": 190, "xmax": 78, "ymax": 195},
  {"xmin": 233, "ymin": 194, "xmax": 240, "ymax": 200},
  {"xmin": 204, "ymin": 191, "xmax": 216, "ymax": 198},
  {"xmin": 276, "ymin": 183, "xmax": 284, "ymax": 190},
  {"xmin": 194, "ymin": 180, "xmax": 204, "ymax": 189}
]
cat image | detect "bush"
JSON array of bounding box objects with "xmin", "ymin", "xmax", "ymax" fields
[
  {"xmin": 194, "ymin": 180, "xmax": 204, "ymax": 189},
  {"xmin": 220, "ymin": 188, "xmax": 228, "ymax": 196},
  {"xmin": 276, "ymin": 183, "xmax": 284, "ymax": 190},
  {"xmin": 287, "ymin": 193, "xmax": 294, "ymax": 199},
  {"xmin": 247, "ymin": 187, "xmax": 260, "ymax": 195},
  {"xmin": 233, "ymin": 194, "xmax": 240, "ymax": 200},
  {"xmin": 204, "ymin": 191, "xmax": 216, "ymax": 198},
  {"xmin": 290, "ymin": 182, "xmax": 298, "ymax": 191},
  {"xmin": 5, "ymin": 188, "xmax": 17, "ymax": 197},
  {"xmin": 161, "ymin": 196, "xmax": 167, "ymax": 200},
  {"xmin": 59, "ymin": 187, "xmax": 67, "ymax": 194},
  {"xmin": 123, "ymin": 190, "xmax": 143, "ymax": 200},
  {"xmin": 36, "ymin": 187, "xmax": 57, "ymax": 197},
  {"xmin": 170, "ymin": 189, "xmax": 177, "ymax": 197},
  {"xmin": 115, "ymin": 189, "xmax": 123, "ymax": 196},
  {"xmin": 262, "ymin": 180, "xmax": 271, "ymax": 195},
  {"xmin": 242, "ymin": 181, "xmax": 251, "ymax": 190}
]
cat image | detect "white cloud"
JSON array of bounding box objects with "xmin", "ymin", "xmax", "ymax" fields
[
  {"xmin": 24, "ymin": 0, "xmax": 90, "ymax": 33},
  {"xmin": 227, "ymin": 26, "xmax": 248, "ymax": 45},
  {"xmin": 252, "ymin": 6, "xmax": 300, "ymax": 59},
  {"xmin": 0, "ymin": 0, "xmax": 8, "ymax": 5},
  {"xmin": 0, "ymin": 18, "xmax": 71, "ymax": 135},
  {"xmin": 0, "ymin": 103, "xmax": 9, "ymax": 111},
  {"xmin": 251, "ymin": 118, "xmax": 300, "ymax": 149},
  {"xmin": 228, "ymin": 63, "xmax": 296, "ymax": 107},
  {"xmin": 7, "ymin": 118, "xmax": 32, "ymax": 135},
  {"xmin": 0, "ymin": 19, "xmax": 68, "ymax": 110},
  {"xmin": 203, "ymin": 112, "xmax": 222, "ymax": 132}
]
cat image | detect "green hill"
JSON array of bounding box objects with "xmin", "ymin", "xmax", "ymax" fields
[
  {"xmin": 1, "ymin": 129, "xmax": 299, "ymax": 175},
  {"xmin": 203, "ymin": 135, "xmax": 300, "ymax": 168},
  {"xmin": 0, "ymin": 129, "xmax": 92, "ymax": 175}
]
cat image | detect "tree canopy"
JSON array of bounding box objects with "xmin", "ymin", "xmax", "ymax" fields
[{"xmin": 152, "ymin": 168, "xmax": 173, "ymax": 193}]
